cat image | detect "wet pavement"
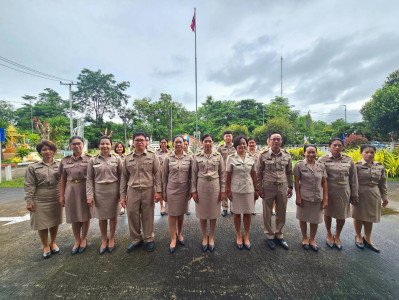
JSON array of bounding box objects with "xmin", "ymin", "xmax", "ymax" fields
[{"xmin": 1, "ymin": 183, "xmax": 399, "ymax": 299}]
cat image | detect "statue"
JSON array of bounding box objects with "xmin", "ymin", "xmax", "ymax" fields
[{"xmin": 33, "ymin": 118, "xmax": 50, "ymax": 141}]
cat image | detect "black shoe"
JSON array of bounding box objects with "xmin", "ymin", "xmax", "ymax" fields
[
  {"xmin": 310, "ymin": 244, "xmax": 319, "ymax": 252},
  {"xmin": 107, "ymin": 246, "xmax": 115, "ymax": 253},
  {"xmin": 50, "ymin": 247, "xmax": 60, "ymax": 254},
  {"xmin": 146, "ymin": 242, "xmax": 155, "ymax": 252},
  {"xmin": 208, "ymin": 244, "xmax": 215, "ymax": 252},
  {"xmin": 272, "ymin": 211, "xmax": 276, "ymax": 216},
  {"xmin": 177, "ymin": 234, "xmax": 185, "ymax": 246},
  {"xmin": 326, "ymin": 239, "xmax": 334, "ymax": 248},
  {"xmin": 355, "ymin": 237, "xmax": 364, "ymax": 249},
  {"xmin": 229, "ymin": 209, "xmax": 233, "ymax": 215},
  {"xmin": 78, "ymin": 246, "xmax": 86, "ymax": 254},
  {"xmin": 186, "ymin": 211, "xmax": 191, "ymax": 216},
  {"xmin": 126, "ymin": 240, "xmax": 144, "ymax": 253},
  {"xmin": 160, "ymin": 211, "xmax": 166, "ymax": 216},
  {"xmin": 119, "ymin": 210, "xmax": 125, "ymax": 216},
  {"xmin": 252, "ymin": 212, "xmax": 256, "ymax": 215},
  {"xmin": 276, "ymin": 238, "xmax": 289, "ymax": 250},
  {"xmin": 236, "ymin": 242, "xmax": 243, "ymax": 250},
  {"xmin": 267, "ymin": 239, "xmax": 275, "ymax": 250},
  {"xmin": 42, "ymin": 251, "xmax": 51, "ymax": 259},
  {"xmin": 244, "ymin": 243, "xmax": 251, "ymax": 250},
  {"xmin": 333, "ymin": 237, "xmax": 342, "ymax": 250},
  {"xmin": 169, "ymin": 246, "xmax": 176, "ymax": 253},
  {"xmin": 221, "ymin": 210, "xmax": 227, "ymax": 217},
  {"xmin": 71, "ymin": 247, "xmax": 79, "ymax": 255},
  {"xmin": 302, "ymin": 243, "xmax": 310, "ymax": 250},
  {"xmin": 99, "ymin": 247, "xmax": 107, "ymax": 255},
  {"xmin": 202, "ymin": 244, "xmax": 208, "ymax": 252},
  {"xmin": 363, "ymin": 237, "xmax": 380, "ymax": 253}
]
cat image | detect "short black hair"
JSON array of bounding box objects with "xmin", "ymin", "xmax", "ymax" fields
[
  {"xmin": 114, "ymin": 141, "xmax": 126, "ymax": 154},
  {"xmin": 360, "ymin": 144, "xmax": 376, "ymax": 153},
  {"xmin": 328, "ymin": 138, "xmax": 344, "ymax": 146},
  {"xmin": 133, "ymin": 132, "xmax": 146, "ymax": 140},
  {"xmin": 160, "ymin": 137, "xmax": 168, "ymax": 143},
  {"xmin": 184, "ymin": 139, "xmax": 189, "ymax": 145},
  {"xmin": 201, "ymin": 133, "xmax": 214, "ymax": 142},
  {"xmin": 173, "ymin": 135, "xmax": 184, "ymax": 143},
  {"xmin": 304, "ymin": 144, "xmax": 317, "ymax": 152},
  {"xmin": 268, "ymin": 131, "xmax": 283, "ymax": 139},
  {"xmin": 233, "ymin": 135, "xmax": 248, "ymax": 149},
  {"xmin": 223, "ymin": 130, "xmax": 233, "ymax": 136},
  {"xmin": 248, "ymin": 137, "xmax": 256, "ymax": 143},
  {"xmin": 69, "ymin": 136, "xmax": 84, "ymax": 144},
  {"xmin": 36, "ymin": 140, "xmax": 57, "ymax": 153},
  {"xmin": 98, "ymin": 136, "xmax": 112, "ymax": 145}
]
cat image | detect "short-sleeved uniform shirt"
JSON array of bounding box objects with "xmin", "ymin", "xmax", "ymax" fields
[
  {"xmin": 226, "ymin": 153, "xmax": 256, "ymax": 193},
  {"xmin": 293, "ymin": 160, "xmax": 327, "ymax": 202}
]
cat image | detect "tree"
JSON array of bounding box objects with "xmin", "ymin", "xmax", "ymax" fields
[
  {"xmin": 0, "ymin": 100, "xmax": 14, "ymax": 127},
  {"xmin": 219, "ymin": 124, "xmax": 249, "ymax": 140},
  {"xmin": 253, "ymin": 117, "xmax": 295, "ymax": 145},
  {"xmin": 74, "ymin": 69, "xmax": 130, "ymax": 123},
  {"xmin": 344, "ymin": 134, "xmax": 368, "ymax": 149},
  {"xmin": 361, "ymin": 71, "xmax": 399, "ymax": 137}
]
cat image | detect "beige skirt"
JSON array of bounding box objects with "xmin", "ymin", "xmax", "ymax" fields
[
  {"xmin": 30, "ymin": 187, "xmax": 63, "ymax": 230},
  {"xmin": 296, "ymin": 200, "xmax": 324, "ymax": 224},
  {"xmin": 165, "ymin": 182, "xmax": 190, "ymax": 216},
  {"xmin": 231, "ymin": 192, "xmax": 254, "ymax": 214},
  {"xmin": 324, "ymin": 182, "xmax": 350, "ymax": 219},
  {"xmin": 351, "ymin": 185, "xmax": 382, "ymax": 223},
  {"xmin": 93, "ymin": 181, "xmax": 120, "ymax": 220},
  {"xmin": 65, "ymin": 181, "xmax": 92, "ymax": 223},
  {"xmin": 196, "ymin": 179, "xmax": 221, "ymax": 220}
]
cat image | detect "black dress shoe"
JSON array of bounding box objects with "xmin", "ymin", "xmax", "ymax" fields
[
  {"xmin": 126, "ymin": 240, "xmax": 143, "ymax": 253},
  {"xmin": 208, "ymin": 244, "xmax": 215, "ymax": 252},
  {"xmin": 326, "ymin": 239, "xmax": 334, "ymax": 248},
  {"xmin": 310, "ymin": 244, "xmax": 319, "ymax": 252},
  {"xmin": 71, "ymin": 247, "xmax": 79, "ymax": 255},
  {"xmin": 302, "ymin": 243, "xmax": 310, "ymax": 250},
  {"xmin": 107, "ymin": 246, "xmax": 115, "ymax": 253},
  {"xmin": 186, "ymin": 211, "xmax": 191, "ymax": 216},
  {"xmin": 51, "ymin": 247, "xmax": 60, "ymax": 254},
  {"xmin": 272, "ymin": 211, "xmax": 276, "ymax": 216},
  {"xmin": 334, "ymin": 239, "xmax": 342, "ymax": 250},
  {"xmin": 42, "ymin": 251, "xmax": 51, "ymax": 259},
  {"xmin": 146, "ymin": 242, "xmax": 155, "ymax": 252},
  {"xmin": 229, "ymin": 209, "xmax": 233, "ymax": 215},
  {"xmin": 276, "ymin": 238, "xmax": 289, "ymax": 250},
  {"xmin": 252, "ymin": 212, "xmax": 256, "ymax": 215},
  {"xmin": 355, "ymin": 237, "xmax": 364, "ymax": 249},
  {"xmin": 363, "ymin": 237, "xmax": 380, "ymax": 253},
  {"xmin": 267, "ymin": 239, "xmax": 275, "ymax": 250},
  {"xmin": 244, "ymin": 243, "xmax": 251, "ymax": 250},
  {"xmin": 236, "ymin": 242, "xmax": 243, "ymax": 250},
  {"xmin": 169, "ymin": 246, "xmax": 176, "ymax": 253},
  {"xmin": 160, "ymin": 211, "xmax": 166, "ymax": 216},
  {"xmin": 221, "ymin": 210, "xmax": 227, "ymax": 217},
  {"xmin": 177, "ymin": 235, "xmax": 185, "ymax": 246},
  {"xmin": 78, "ymin": 246, "xmax": 86, "ymax": 254},
  {"xmin": 202, "ymin": 244, "xmax": 208, "ymax": 252},
  {"xmin": 99, "ymin": 247, "xmax": 107, "ymax": 255}
]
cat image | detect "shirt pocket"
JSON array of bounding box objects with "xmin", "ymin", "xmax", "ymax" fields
[
  {"xmin": 143, "ymin": 160, "xmax": 153, "ymax": 172},
  {"xmin": 198, "ymin": 160, "xmax": 207, "ymax": 173},
  {"xmin": 264, "ymin": 160, "xmax": 274, "ymax": 170},
  {"xmin": 371, "ymin": 167, "xmax": 382, "ymax": 182},
  {"xmin": 339, "ymin": 163, "xmax": 351, "ymax": 180},
  {"xmin": 181, "ymin": 160, "xmax": 190, "ymax": 171}
]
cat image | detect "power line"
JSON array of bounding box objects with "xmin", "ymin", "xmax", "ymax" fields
[
  {"xmin": 0, "ymin": 63, "xmax": 60, "ymax": 82},
  {"xmin": 0, "ymin": 55, "xmax": 73, "ymax": 82}
]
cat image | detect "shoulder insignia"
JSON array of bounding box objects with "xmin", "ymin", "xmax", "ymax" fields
[
  {"xmin": 228, "ymin": 153, "xmax": 234, "ymax": 157},
  {"xmin": 215, "ymin": 151, "xmax": 221, "ymax": 155},
  {"xmin": 376, "ymin": 162, "xmax": 382, "ymax": 165},
  {"xmin": 63, "ymin": 154, "xmax": 72, "ymax": 158},
  {"xmin": 85, "ymin": 153, "xmax": 92, "ymax": 157},
  {"xmin": 260, "ymin": 149, "xmax": 267, "ymax": 154},
  {"xmin": 147, "ymin": 149, "xmax": 155, "ymax": 153},
  {"xmin": 196, "ymin": 152, "xmax": 201, "ymax": 156}
]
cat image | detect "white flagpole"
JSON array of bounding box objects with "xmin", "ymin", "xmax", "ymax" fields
[{"xmin": 194, "ymin": 8, "xmax": 198, "ymax": 151}]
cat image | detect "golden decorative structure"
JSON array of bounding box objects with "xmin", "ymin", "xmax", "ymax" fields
[{"xmin": 4, "ymin": 125, "xmax": 26, "ymax": 154}]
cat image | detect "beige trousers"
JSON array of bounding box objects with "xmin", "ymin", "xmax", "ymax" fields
[
  {"xmin": 126, "ymin": 187, "xmax": 155, "ymax": 244},
  {"xmin": 262, "ymin": 183, "xmax": 288, "ymax": 239}
]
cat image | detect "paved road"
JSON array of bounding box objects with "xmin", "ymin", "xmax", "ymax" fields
[{"xmin": 0, "ymin": 184, "xmax": 398, "ymax": 299}]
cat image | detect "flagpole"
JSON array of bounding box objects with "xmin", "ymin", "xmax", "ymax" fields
[{"xmin": 194, "ymin": 7, "xmax": 198, "ymax": 152}]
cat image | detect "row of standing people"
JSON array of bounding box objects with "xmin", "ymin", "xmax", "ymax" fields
[{"xmin": 24, "ymin": 131, "xmax": 388, "ymax": 258}]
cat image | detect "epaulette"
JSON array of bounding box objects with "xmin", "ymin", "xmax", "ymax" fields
[
  {"xmin": 126, "ymin": 152, "xmax": 134, "ymax": 156},
  {"xmin": 196, "ymin": 152, "xmax": 201, "ymax": 156},
  {"xmin": 260, "ymin": 148, "xmax": 267, "ymax": 154},
  {"xmin": 63, "ymin": 154, "xmax": 72, "ymax": 158},
  {"xmin": 228, "ymin": 153, "xmax": 234, "ymax": 157},
  {"xmin": 147, "ymin": 149, "xmax": 155, "ymax": 153},
  {"xmin": 112, "ymin": 153, "xmax": 119, "ymax": 157},
  {"xmin": 85, "ymin": 153, "xmax": 92, "ymax": 157},
  {"xmin": 215, "ymin": 151, "xmax": 221, "ymax": 155},
  {"xmin": 166, "ymin": 152, "xmax": 171, "ymax": 155},
  {"xmin": 376, "ymin": 162, "xmax": 382, "ymax": 165}
]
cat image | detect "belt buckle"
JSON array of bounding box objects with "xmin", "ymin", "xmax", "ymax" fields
[
  {"xmin": 368, "ymin": 183, "xmax": 375, "ymax": 187},
  {"xmin": 206, "ymin": 177, "xmax": 213, "ymax": 181},
  {"xmin": 73, "ymin": 180, "xmax": 80, "ymax": 183},
  {"xmin": 139, "ymin": 187, "xmax": 147, "ymax": 190}
]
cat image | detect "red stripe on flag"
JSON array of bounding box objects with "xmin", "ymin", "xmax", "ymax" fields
[{"xmin": 190, "ymin": 12, "xmax": 196, "ymax": 32}]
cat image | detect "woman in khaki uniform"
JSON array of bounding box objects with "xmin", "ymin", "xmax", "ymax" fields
[
  {"xmin": 87, "ymin": 136, "xmax": 122, "ymax": 255},
  {"xmin": 25, "ymin": 140, "xmax": 62, "ymax": 259},
  {"xmin": 248, "ymin": 137, "xmax": 260, "ymax": 215},
  {"xmin": 191, "ymin": 134, "xmax": 225, "ymax": 252},
  {"xmin": 352, "ymin": 145, "xmax": 389, "ymax": 252},
  {"xmin": 163, "ymin": 135, "xmax": 193, "ymax": 253},
  {"xmin": 319, "ymin": 138, "xmax": 358, "ymax": 250},
  {"xmin": 114, "ymin": 141, "xmax": 126, "ymax": 216},
  {"xmin": 183, "ymin": 139, "xmax": 194, "ymax": 215},
  {"xmin": 59, "ymin": 136, "xmax": 92, "ymax": 255},
  {"xmin": 226, "ymin": 136, "xmax": 259, "ymax": 250},
  {"xmin": 156, "ymin": 137, "xmax": 172, "ymax": 215},
  {"xmin": 294, "ymin": 145, "xmax": 328, "ymax": 252}
]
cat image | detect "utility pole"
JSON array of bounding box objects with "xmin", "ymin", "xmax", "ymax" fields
[
  {"xmin": 262, "ymin": 106, "xmax": 265, "ymax": 125},
  {"xmin": 22, "ymin": 95, "xmax": 36, "ymax": 134},
  {"xmin": 281, "ymin": 56, "xmax": 283, "ymax": 98},
  {"xmin": 170, "ymin": 106, "xmax": 173, "ymax": 141},
  {"xmin": 342, "ymin": 105, "xmax": 347, "ymax": 124},
  {"xmin": 60, "ymin": 81, "xmax": 77, "ymax": 136},
  {"xmin": 123, "ymin": 107, "xmax": 127, "ymax": 145}
]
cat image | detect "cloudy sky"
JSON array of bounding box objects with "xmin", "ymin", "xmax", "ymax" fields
[{"xmin": 1, "ymin": 0, "xmax": 398, "ymax": 123}]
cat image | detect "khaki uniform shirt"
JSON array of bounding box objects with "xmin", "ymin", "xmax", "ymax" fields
[
  {"xmin": 156, "ymin": 148, "xmax": 172, "ymax": 166},
  {"xmin": 293, "ymin": 160, "xmax": 327, "ymax": 202},
  {"xmin": 217, "ymin": 144, "xmax": 236, "ymax": 162},
  {"xmin": 86, "ymin": 154, "xmax": 122, "ymax": 199},
  {"xmin": 226, "ymin": 153, "xmax": 256, "ymax": 193},
  {"xmin": 257, "ymin": 148, "xmax": 293, "ymax": 190},
  {"xmin": 120, "ymin": 149, "xmax": 162, "ymax": 198},
  {"xmin": 162, "ymin": 151, "xmax": 193, "ymax": 195},
  {"xmin": 59, "ymin": 153, "xmax": 91, "ymax": 182},
  {"xmin": 356, "ymin": 159, "xmax": 388, "ymax": 200},
  {"xmin": 24, "ymin": 159, "xmax": 60, "ymax": 205},
  {"xmin": 318, "ymin": 154, "xmax": 358, "ymax": 198},
  {"xmin": 191, "ymin": 150, "xmax": 226, "ymax": 193},
  {"xmin": 248, "ymin": 149, "xmax": 261, "ymax": 170}
]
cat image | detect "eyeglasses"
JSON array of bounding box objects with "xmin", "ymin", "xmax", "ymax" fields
[
  {"xmin": 160, "ymin": 142, "xmax": 167, "ymax": 144},
  {"xmin": 271, "ymin": 138, "xmax": 281, "ymax": 141},
  {"xmin": 134, "ymin": 139, "xmax": 145, "ymax": 143},
  {"xmin": 71, "ymin": 142, "xmax": 82, "ymax": 146}
]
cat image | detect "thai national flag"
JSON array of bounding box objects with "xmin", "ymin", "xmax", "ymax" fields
[{"xmin": 190, "ymin": 12, "xmax": 196, "ymax": 32}]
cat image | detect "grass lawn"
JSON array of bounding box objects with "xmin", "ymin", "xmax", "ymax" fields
[
  {"xmin": 387, "ymin": 177, "xmax": 399, "ymax": 181},
  {"xmin": 0, "ymin": 177, "xmax": 25, "ymax": 188}
]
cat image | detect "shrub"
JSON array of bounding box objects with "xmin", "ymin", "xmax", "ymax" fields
[
  {"xmin": 344, "ymin": 134, "xmax": 368, "ymax": 149},
  {"xmin": 287, "ymin": 147, "xmax": 324, "ymax": 160},
  {"xmin": 16, "ymin": 147, "xmax": 33, "ymax": 159}
]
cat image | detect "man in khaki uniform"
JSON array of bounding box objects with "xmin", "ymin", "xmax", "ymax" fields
[
  {"xmin": 120, "ymin": 132, "xmax": 162, "ymax": 252},
  {"xmin": 183, "ymin": 139, "xmax": 193, "ymax": 215},
  {"xmin": 258, "ymin": 132, "xmax": 293, "ymax": 250},
  {"xmin": 217, "ymin": 130, "xmax": 236, "ymax": 216}
]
